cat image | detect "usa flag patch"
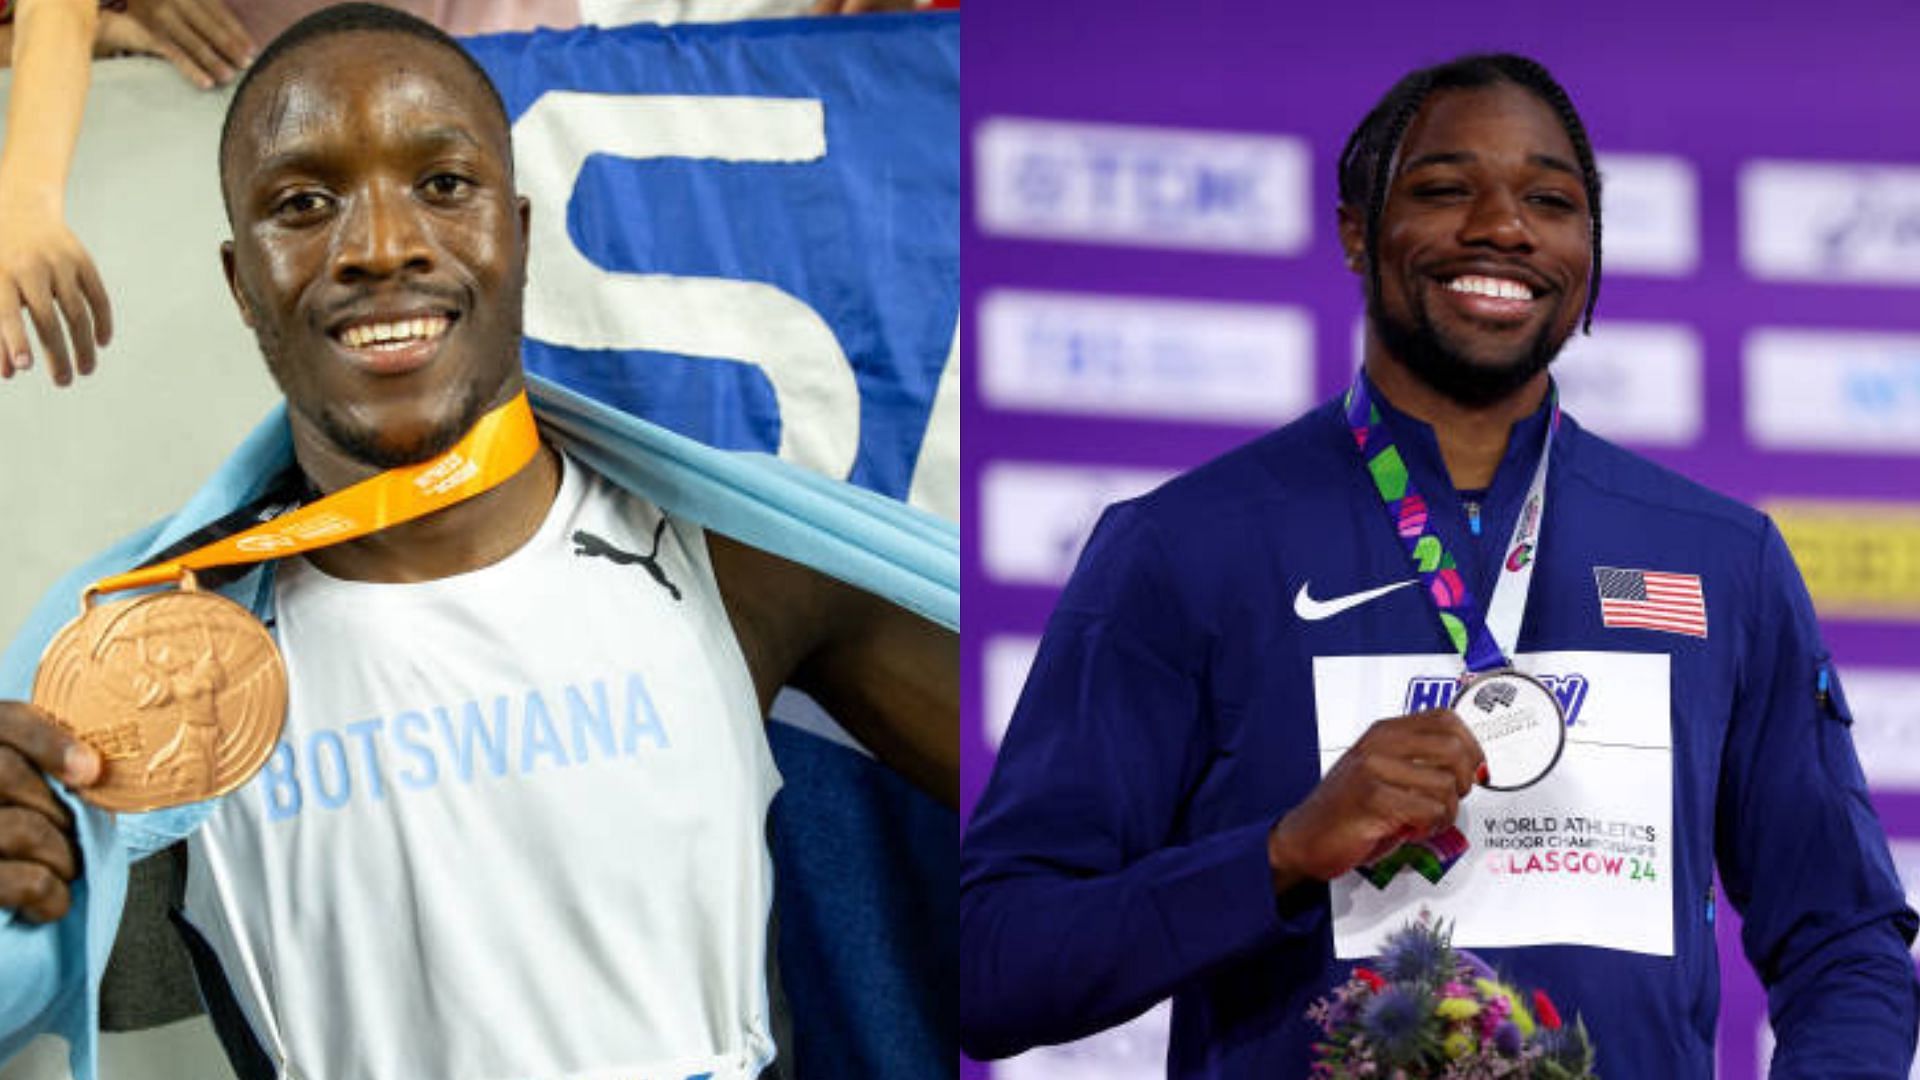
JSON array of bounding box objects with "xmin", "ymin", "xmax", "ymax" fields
[{"xmin": 1594, "ymin": 567, "xmax": 1708, "ymax": 637}]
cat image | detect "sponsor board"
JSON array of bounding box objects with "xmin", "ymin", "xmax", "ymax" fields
[
  {"xmin": 994, "ymin": 1000, "xmax": 1169, "ymax": 1080},
  {"xmin": 1747, "ymin": 329, "xmax": 1920, "ymax": 453},
  {"xmin": 1594, "ymin": 153, "xmax": 1700, "ymax": 277},
  {"xmin": 1741, "ymin": 160, "xmax": 1920, "ymax": 285},
  {"xmin": 1554, "ymin": 321, "xmax": 1704, "ymax": 446},
  {"xmin": 979, "ymin": 289, "xmax": 1315, "ymax": 425},
  {"xmin": 1766, "ymin": 501, "xmax": 1920, "ymax": 619},
  {"xmin": 1830, "ymin": 669, "xmax": 1920, "ymax": 793},
  {"xmin": 982, "ymin": 635, "xmax": 1043, "ymax": 750},
  {"xmin": 981, "ymin": 462, "xmax": 1179, "ymax": 587},
  {"xmin": 975, "ymin": 116, "xmax": 1311, "ymax": 253}
]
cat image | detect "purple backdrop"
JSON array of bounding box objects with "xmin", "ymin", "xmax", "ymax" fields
[{"xmin": 962, "ymin": 3, "xmax": 1920, "ymax": 1077}]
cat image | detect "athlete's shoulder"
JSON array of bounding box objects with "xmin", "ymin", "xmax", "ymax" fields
[
  {"xmin": 1057, "ymin": 399, "xmax": 1349, "ymax": 609},
  {"xmin": 1052, "ymin": 399, "xmax": 1350, "ymax": 618},
  {"xmin": 1123, "ymin": 395, "xmax": 1351, "ymax": 526},
  {"xmin": 1558, "ymin": 414, "xmax": 1771, "ymax": 547}
]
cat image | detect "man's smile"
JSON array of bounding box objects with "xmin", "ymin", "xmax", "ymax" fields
[
  {"xmin": 326, "ymin": 309, "xmax": 460, "ymax": 375},
  {"xmin": 1430, "ymin": 268, "xmax": 1550, "ymax": 327}
]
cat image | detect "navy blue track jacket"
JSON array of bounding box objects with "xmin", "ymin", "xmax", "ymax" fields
[{"xmin": 960, "ymin": 381, "xmax": 1920, "ymax": 1078}]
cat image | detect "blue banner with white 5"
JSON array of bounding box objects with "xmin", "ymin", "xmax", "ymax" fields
[{"xmin": 466, "ymin": 14, "xmax": 960, "ymax": 514}]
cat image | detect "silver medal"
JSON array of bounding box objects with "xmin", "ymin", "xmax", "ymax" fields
[{"xmin": 1452, "ymin": 669, "xmax": 1566, "ymax": 791}]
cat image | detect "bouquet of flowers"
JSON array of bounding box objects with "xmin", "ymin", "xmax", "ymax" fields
[{"xmin": 1306, "ymin": 919, "xmax": 1598, "ymax": 1079}]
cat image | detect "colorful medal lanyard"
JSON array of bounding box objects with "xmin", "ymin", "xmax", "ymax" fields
[
  {"xmin": 1344, "ymin": 373, "xmax": 1559, "ymax": 675},
  {"xmin": 86, "ymin": 391, "xmax": 543, "ymax": 600}
]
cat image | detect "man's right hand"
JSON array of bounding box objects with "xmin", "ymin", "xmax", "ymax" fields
[
  {"xmin": 1266, "ymin": 709, "xmax": 1485, "ymax": 895},
  {"xmin": 0, "ymin": 702, "xmax": 100, "ymax": 923}
]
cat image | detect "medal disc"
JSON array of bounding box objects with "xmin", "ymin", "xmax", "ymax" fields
[
  {"xmin": 32, "ymin": 582, "xmax": 286, "ymax": 812},
  {"xmin": 1452, "ymin": 669, "xmax": 1566, "ymax": 792}
]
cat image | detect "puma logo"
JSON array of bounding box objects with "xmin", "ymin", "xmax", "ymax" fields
[{"xmin": 571, "ymin": 521, "xmax": 682, "ymax": 602}]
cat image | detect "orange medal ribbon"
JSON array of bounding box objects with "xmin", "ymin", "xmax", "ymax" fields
[
  {"xmin": 91, "ymin": 391, "xmax": 543, "ymax": 596},
  {"xmin": 34, "ymin": 391, "xmax": 543, "ymax": 811}
]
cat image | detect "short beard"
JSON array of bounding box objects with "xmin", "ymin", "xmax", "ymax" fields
[
  {"xmin": 1368, "ymin": 271, "xmax": 1569, "ymax": 409},
  {"xmin": 316, "ymin": 381, "xmax": 490, "ymax": 470}
]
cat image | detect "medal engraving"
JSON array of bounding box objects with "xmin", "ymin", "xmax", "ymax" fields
[
  {"xmin": 33, "ymin": 580, "xmax": 285, "ymax": 812},
  {"xmin": 1454, "ymin": 669, "xmax": 1566, "ymax": 792}
]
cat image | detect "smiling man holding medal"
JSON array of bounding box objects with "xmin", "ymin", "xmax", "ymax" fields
[
  {"xmin": 960, "ymin": 53, "xmax": 1918, "ymax": 1078},
  {"xmin": 0, "ymin": 5, "xmax": 957, "ymax": 1079}
]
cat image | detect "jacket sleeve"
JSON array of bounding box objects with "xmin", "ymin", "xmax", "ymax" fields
[
  {"xmin": 958, "ymin": 504, "xmax": 1319, "ymax": 1060},
  {"xmin": 1718, "ymin": 520, "xmax": 1919, "ymax": 1079},
  {"xmin": 0, "ymin": 406, "xmax": 289, "ymax": 1076},
  {"xmin": 0, "ymin": 530, "xmax": 164, "ymax": 1079},
  {"xmin": 0, "ymin": 803, "xmax": 130, "ymax": 1080}
]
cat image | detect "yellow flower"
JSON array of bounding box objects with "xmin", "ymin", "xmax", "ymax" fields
[
  {"xmin": 1435, "ymin": 997, "xmax": 1481, "ymax": 1022},
  {"xmin": 1443, "ymin": 1031, "xmax": 1476, "ymax": 1060}
]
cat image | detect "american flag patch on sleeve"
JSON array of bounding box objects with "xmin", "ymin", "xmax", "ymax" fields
[{"xmin": 1594, "ymin": 567, "xmax": 1707, "ymax": 637}]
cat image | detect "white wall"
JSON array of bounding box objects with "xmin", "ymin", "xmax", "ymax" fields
[
  {"xmin": 0, "ymin": 56, "xmax": 272, "ymax": 1080},
  {"xmin": 0, "ymin": 57, "xmax": 279, "ymax": 641}
]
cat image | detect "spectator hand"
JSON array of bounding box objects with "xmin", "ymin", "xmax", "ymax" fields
[
  {"xmin": 93, "ymin": 9, "xmax": 204, "ymax": 89},
  {"xmin": 122, "ymin": 0, "xmax": 253, "ymax": 89},
  {"xmin": 0, "ymin": 701, "xmax": 100, "ymax": 924},
  {"xmin": 1265, "ymin": 709, "xmax": 1485, "ymax": 891},
  {"xmin": 0, "ymin": 200, "xmax": 112, "ymax": 386}
]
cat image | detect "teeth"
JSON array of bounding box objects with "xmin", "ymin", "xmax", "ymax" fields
[
  {"xmin": 340, "ymin": 315, "xmax": 450, "ymax": 350},
  {"xmin": 1446, "ymin": 275, "xmax": 1534, "ymax": 301}
]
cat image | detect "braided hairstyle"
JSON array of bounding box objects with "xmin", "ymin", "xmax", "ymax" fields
[{"xmin": 1337, "ymin": 54, "xmax": 1603, "ymax": 332}]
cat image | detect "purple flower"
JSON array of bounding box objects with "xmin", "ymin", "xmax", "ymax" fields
[
  {"xmin": 1320, "ymin": 993, "xmax": 1358, "ymax": 1033},
  {"xmin": 1478, "ymin": 991, "xmax": 1511, "ymax": 1040},
  {"xmin": 1491, "ymin": 1019, "xmax": 1523, "ymax": 1057},
  {"xmin": 1455, "ymin": 947, "xmax": 1497, "ymax": 983}
]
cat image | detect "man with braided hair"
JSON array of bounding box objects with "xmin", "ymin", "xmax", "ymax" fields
[{"xmin": 960, "ymin": 53, "xmax": 1918, "ymax": 1077}]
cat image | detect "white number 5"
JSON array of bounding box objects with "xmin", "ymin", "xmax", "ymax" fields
[{"xmin": 513, "ymin": 93, "xmax": 862, "ymax": 480}]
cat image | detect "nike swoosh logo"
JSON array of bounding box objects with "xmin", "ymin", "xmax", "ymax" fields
[{"xmin": 1294, "ymin": 579, "xmax": 1417, "ymax": 621}]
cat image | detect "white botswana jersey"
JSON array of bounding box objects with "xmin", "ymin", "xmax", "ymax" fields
[{"xmin": 182, "ymin": 454, "xmax": 781, "ymax": 1080}]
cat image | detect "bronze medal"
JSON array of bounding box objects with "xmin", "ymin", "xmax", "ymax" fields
[
  {"xmin": 26, "ymin": 393, "xmax": 538, "ymax": 812},
  {"xmin": 32, "ymin": 572, "xmax": 286, "ymax": 812}
]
